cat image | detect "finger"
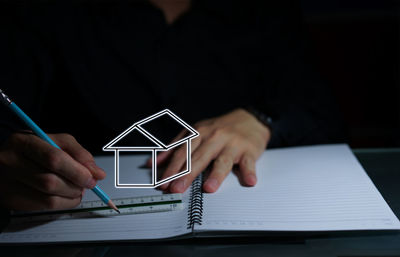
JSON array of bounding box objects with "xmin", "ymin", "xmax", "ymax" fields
[
  {"xmin": 51, "ymin": 134, "xmax": 106, "ymax": 180},
  {"xmin": 17, "ymin": 134, "xmax": 97, "ymax": 189},
  {"xmin": 159, "ymin": 136, "xmax": 202, "ymax": 190},
  {"xmin": 0, "ymin": 140, "xmax": 84, "ymax": 198},
  {"xmin": 0, "ymin": 146, "xmax": 82, "ymax": 198},
  {"xmin": 0, "ymin": 179, "xmax": 82, "ymax": 211},
  {"xmin": 146, "ymin": 129, "xmax": 187, "ymax": 167},
  {"xmin": 203, "ymin": 147, "xmax": 241, "ymax": 193},
  {"xmin": 27, "ymin": 173, "xmax": 84, "ymax": 198},
  {"xmin": 169, "ymin": 136, "xmax": 226, "ymax": 193},
  {"xmin": 238, "ymin": 153, "xmax": 257, "ymax": 186},
  {"xmin": 0, "ymin": 146, "xmax": 40, "ymax": 178},
  {"xmin": 1, "ymin": 155, "xmax": 83, "ymax": 198}
]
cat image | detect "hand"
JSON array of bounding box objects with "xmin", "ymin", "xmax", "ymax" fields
[
  {"xmin": 0, "ymin": 132, "xmax": 106, "ymax": 211},
  {"xmin": 154, "ymin": 108, "xmax": 271, "ymax": 193}
]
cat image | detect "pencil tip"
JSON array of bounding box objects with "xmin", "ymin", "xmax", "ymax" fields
[{"xmin": 108, "ymin": 200, "xmax": 120, "ymax": 214}]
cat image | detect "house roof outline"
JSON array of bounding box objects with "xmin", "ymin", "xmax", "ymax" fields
[
  {"xmin": 103, "ymin": 109, "xmax": 199, "ymax": 188},
  {"xmin": 103, "ymin": 109, "xmax": 199, "ymax": 151}
]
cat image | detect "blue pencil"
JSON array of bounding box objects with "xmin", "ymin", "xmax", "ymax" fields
[{"xmin": 0, "ymin": 89, "xmax": 119, "ymax": 213}]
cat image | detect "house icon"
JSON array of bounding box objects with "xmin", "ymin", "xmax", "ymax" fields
[{"xmin": 103, "ymin": 109, "xmax": 199, "ymax": 188}]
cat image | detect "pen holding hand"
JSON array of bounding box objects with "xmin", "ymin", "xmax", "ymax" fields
[
  {"xmin": 0, "ymin": 89, "xmax": 116, "ymax": 212},
  {"xmin": 0, "ymin": 132, "xmax": 106, "ymax": 211}
]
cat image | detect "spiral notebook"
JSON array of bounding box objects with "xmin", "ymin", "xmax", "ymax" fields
[{"xmin": 0, "ymin": 144, "xmax": 399, "ymax": 243}]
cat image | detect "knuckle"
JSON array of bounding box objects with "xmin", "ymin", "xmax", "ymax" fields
[
  {"xmin": 43, "ymin": 196, "xmax": 59, "ymax": 210},
  {"xmin": 249, "ymin": 144, "xmax": 262, "ymax": 154},
  {"xmin": 81, "ymin": 150, "xmax": 94, "ymax": 161},
  {"xmin": 210, "ymin": 128, "xmax": 227, "ymax": 139},
  {"xmin": 194, "ymin": 121, "xmax": 206, "ymax": 129},
  {"xmin": 191, "ymin": 152, "xmax": 203, "ymax": 163},
  {"xmin": 193, "ymin": 133, "xmax": 203, "ymax": 144},
  {"xmin": 11, "ymin": 132, "xmax": 29, "ymax": 141},
  {"xmin": 46, "ymin": 151, "xmax": 64, "ymax": 171},
  {"xmin": 194, "ymin": 124, "xmax": 209, "ymax": 136},
  {"xmin": 194, "ymin": 128, "xmax": 206, "ymax": 140},
  {"xmin": 239, "ymin": 139, "xmax": 255, "ymax": 150},
  {"xmin": 172, "ymin": 149, "xmax": 186, "ymax": 160},
  {"xmin": 9, "ymin": 133, "xmax": 22, "ymax": 143},
  {"xmin": 242, "ymin": 144, "xmax": 254, "ymax": 153},
  {"xmin": 241, "ymin": 156, "xmax": 250, "ymax": 166},
  {"xmin": 59, "ymin": 133, "xmax": 75, "ymax": 141},
  {"xmin": 229, "ymin": 137, "xmax": 242, "ymax": 146},
  {"xmin": 72, "ymin": 189, "xmax": 83, "ymax": 198},
  {"xmin": 187, "ymin": 172, "xmax": 200, "ymax": 182},
  {"xmin": 40, "ymin": 174, "xmax": 59, "ymax": 194},
  {"xmin": 10, "ymin": 133, "xmax": 29, "ymax": 149},
  {"xmin": 0, "ymin": 148, "xmax": 14, "ymax": 166},
  {"xmin": 215, "ymin": 155, "xmax": 233, "ymax": 167},
  {"xmin": 241, "ymin": 155, "xmax": 254, "ymax": 166},
  {"xmin": 55, "ymin": 133, "xmax": 76, "ymax": 146}
]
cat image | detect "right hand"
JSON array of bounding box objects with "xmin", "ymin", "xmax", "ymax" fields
[{"xmin": 0, "ymin": 132, "xmax": 106, "ymax": 211}]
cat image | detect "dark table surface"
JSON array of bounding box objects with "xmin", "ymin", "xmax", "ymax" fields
[{"xmin": 0, "ymin": 149, "xmax": 399, "ymax": 257}]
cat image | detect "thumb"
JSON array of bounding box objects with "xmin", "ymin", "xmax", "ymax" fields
[{"xmin": 50, "ymin": 133, "xmax": 106, "ymax": 180}]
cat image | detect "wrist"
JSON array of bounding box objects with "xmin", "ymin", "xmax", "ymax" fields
[
  {"xmin": 243, "ymin": 106, "xmax": 273, "ymax": 131},
  {"xmin": 242, "ymin": 107, "xmax": 272, "ymax": 148}
]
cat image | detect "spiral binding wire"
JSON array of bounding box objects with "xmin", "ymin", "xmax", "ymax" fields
[{"xmin": 187, "ymin": 175, "xmax": 203, "ymax": 229}]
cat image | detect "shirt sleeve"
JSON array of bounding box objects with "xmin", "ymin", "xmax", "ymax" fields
[{"xmin": 255, "ymin": 1, "xmax": 347, "ymax": 148}]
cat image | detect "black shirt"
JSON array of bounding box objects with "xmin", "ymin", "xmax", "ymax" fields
[{"xmin": 0, "ymin": 0, "xmax": 346, "ymax": 154}]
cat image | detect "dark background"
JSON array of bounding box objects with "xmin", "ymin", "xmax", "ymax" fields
[
  {"xmin": 300, "ymin": 0, "xmax": 400, "ymax": 147},
  {"xmin": 1, "ymin": 0, "xmax": 399, "ymax": 149}
]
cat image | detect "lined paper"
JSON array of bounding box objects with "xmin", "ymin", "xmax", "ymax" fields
[
  {"xmin": 0, "ymin": 155, "xmax": 191, "ymax": 243},
  {"xmin": 198, "ymin": 145, "xmax": 400, "ymax": 232},
  {"xmin": 2, "ymin": 144, "xmax": 399, "ymax": 243}
]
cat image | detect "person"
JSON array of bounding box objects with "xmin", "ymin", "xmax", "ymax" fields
[{"xmin": 0, "ymin": 0, "xmax": 345, "ymax": 211}]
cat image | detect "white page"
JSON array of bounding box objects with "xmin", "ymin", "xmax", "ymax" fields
[
  {"xmin": 0, "ymin": 155, "xmax": 191, "ymax": 243},
  {"xmin": 198, "ymin": 144, "xmax": 400, "ymax": 232}
]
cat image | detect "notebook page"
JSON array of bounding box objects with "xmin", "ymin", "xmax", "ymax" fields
[
  {"xmin": 0, "ymin": 155, "xmax": 191, "ymax": 243},
  {"xmin": 198, "ymin": 144, "xmax": 400, "ymax": 232}
]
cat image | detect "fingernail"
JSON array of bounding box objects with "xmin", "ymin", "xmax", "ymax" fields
[
  {"xmin": 82, "ymin": 189, "xmax": 86, "ymax": 197},
  {"xmin": 205, "ymin": 178, "xmax": 219, "ymax": 192},
  {"xmin": 85, "ymin": 178, "xmax": 97, "ymax": 189},
  {"xmin": 246, "ymin": 174, "xmax": 257, "ymax": 186},
  {"xmin": 171, "ymin": 180, "xmax": 185, "ymax": 193}
]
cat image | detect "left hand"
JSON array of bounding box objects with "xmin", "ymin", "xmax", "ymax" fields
[{"xmin": 151, "ymin": 108, "xmax": 271, "ymax": 193}]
